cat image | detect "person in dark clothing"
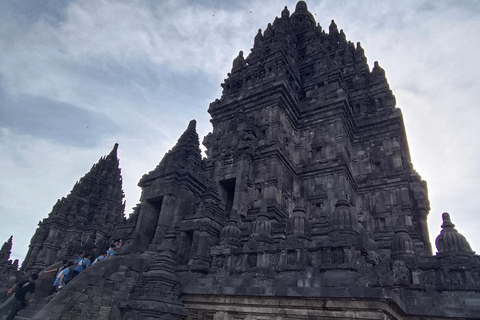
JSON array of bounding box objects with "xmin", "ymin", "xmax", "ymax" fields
[
  {"xmin": 90, "ymin": 246, "xmax": 98, "ymax": 261},
  {"xmin": 6, "ymin": 273, "xmax": 39, "ymax": 320}
]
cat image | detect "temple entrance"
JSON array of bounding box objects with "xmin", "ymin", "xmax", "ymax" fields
[
  {"xmin": 143, "ymin": 197, "xmax": 163, "ymax": 247},
  {"xmin": 219, "ymin": 178, "xmax": 236, "ymax": 218},
  {"xmin": 179, "ymin": 230, "xmax": 194, "ymax": 265}
]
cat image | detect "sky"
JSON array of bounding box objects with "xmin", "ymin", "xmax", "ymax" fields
[{"xmin": 1, "ymin": 0, "xmax": 479, "ymax": 264}]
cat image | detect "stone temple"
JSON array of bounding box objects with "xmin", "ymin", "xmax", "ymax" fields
[{"xmin": 1, "ymin": 2, "xmax": 479, "ymax": 319}]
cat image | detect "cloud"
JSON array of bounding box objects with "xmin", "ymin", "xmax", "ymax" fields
[
  {"xmin": 0, "ymin": 92, "xmax": 118, "ymax": 147},
  {"xmin": 0, "ymin": 0, "xmax": 253, "ymax": 99}
]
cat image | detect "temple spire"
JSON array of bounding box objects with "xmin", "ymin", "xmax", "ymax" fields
[
  {"xmin": 108, "ymin": 142, "xmax": 119, "ymax": 158},
  {"xmin": 171, "ymin": 119, "xmax": 202, "ymax": 163},
  {"xmin": 140, "ymin": 119, "xmax": 203, "ymax": 185},
  {"xmin": 0, "ymin": 236, "xmax": 13, "ymax": 262}
]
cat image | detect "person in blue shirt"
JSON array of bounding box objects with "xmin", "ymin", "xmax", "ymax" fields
[
  {"xmin": 64, "ymin": 251, "xmax": 85, "ymax": 285},
  {"xmin": 74, "ymin": 250, "xmax": 85, "ymax": 266},
  {"xmin": 113, "ymin": 239, "xmax": 122, "ymax": 250},
  {"xmin": 72, "ymin": 252, "xmax": 92, "ymax": 278},
  {"xmin": 106, "ymin": 244, "xmax": 117, "ymax": 258},
  {"xmin": 93, "ymin": 252, "xmax": 108, "ymax": 264},
  {"xmin": 51, "ymin": 261, "xmax": 74, "ymax": 294}
]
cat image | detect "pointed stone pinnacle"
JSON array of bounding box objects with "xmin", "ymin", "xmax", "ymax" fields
[{"xmin": 108, "ymin": 143, "xmax": 119, "ymax": 158}]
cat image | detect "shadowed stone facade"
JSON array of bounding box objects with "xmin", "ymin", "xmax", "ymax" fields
[{"xmin": 1, "ymin": 2, "xmax": 479, "ymax": 319}]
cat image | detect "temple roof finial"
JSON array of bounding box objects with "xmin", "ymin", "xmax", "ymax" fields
[
  {"xmin": 108, "ymin": 143, "xmax": 119, "ymax": 158},
  {"xmin": 329, "ymin": 19, "xmax": 338, "ymax": 35},
  {"xmin": 441, "ymin": 212, "xmax": 455, "ymax": 228},
  {"xmin": 371, "ymin": 61, "xmax": 386, "ymax": 79},
  {"xmin": 188, "ymin": 119, "xmax": 197, "ymax": 130},
  {"xmin": 231, "ymin": 51, "xmax": 245, "ymax": 73},
  {"xmin": 295, "ymin": 1, "xmax": 308, "ymax": 12},
  {"xmin": 391, "ymin": 214, "xmax": 415, "ymax": 259},
  {"xmin": 435, "ymin": 212, "xmax": 474, "ymax": 255}
]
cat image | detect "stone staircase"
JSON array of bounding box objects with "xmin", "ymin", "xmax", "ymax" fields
[
  {"xmin": 0, "ymin": 298, "xmax": 49, "ymax": 320},
  {"xmin": 12, "ymin": 298, "xmax": 49, "ymax": 320},
  {"xmin": 0, "ymin": 269, "xmax": 57, "ymax": 320}
]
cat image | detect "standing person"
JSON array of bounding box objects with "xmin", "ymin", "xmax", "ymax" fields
[
  {"xmin": 106, "ymin": 244, "xmax": 117, "ymax": 258},
  {"xmin": 6, "ymin": 273, "xmax": 39, "ymax": 320},
  {"xmin": 90, "ymin": 246, "xmax": 98, "ymax": 261},
  {"xmin": 65, "ymin": 251, "xmax": 85, "ymax": 285},
  {"xmin": 74, "ymin": 250, "xmax": 85, "ymax": 266},
  {"xmin": 113, "ymin": 239, "xmax": 122, "ymax": 250},
  {"xmin": 72, "ymin": 252, "xmax": 92, "ymax": 278},
  {"xmin": 50, "ymin": 261, "xmax": 74, "ymax": 295}
]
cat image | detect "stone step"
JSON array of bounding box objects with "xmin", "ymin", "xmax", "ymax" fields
[{"xmin": 14, "ymin": 301, "xmax": 48, "ymax": 319}]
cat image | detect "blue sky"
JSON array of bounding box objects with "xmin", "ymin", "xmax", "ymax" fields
[{"xmin": 1, "ymin": 0, "xmax": 480, "ymax": 263}]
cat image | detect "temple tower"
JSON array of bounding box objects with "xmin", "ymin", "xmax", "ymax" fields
[{"xmin": 204, "ymin": 0, "xmax": 430, "ymax": 257}]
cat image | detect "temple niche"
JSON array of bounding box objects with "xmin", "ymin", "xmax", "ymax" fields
[{"xmin": 1, "ymin": 1, "xmax": 480, "ymax": 320}]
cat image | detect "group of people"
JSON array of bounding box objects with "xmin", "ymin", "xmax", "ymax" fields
[
  {"xmin": 5, "ymin": 240, "xmax": 121, "ymax": 319},
  {"xmin": 50, "ymin": 240, "xmax": 121, "ymax": 293}
]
